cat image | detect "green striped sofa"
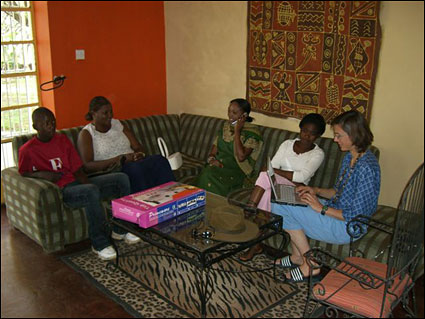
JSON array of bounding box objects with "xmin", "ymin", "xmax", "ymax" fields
[
  {"xmin": 1, "ymin": 113, "xmax": 423, "ymax": 279},
  {"xmin": 1, "ymin": 113, "xmax": 215, "ymax": 253}
]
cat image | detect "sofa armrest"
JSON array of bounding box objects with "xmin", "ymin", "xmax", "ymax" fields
[
  {"xmin": 2, "ymin": 166, "xmax": 63, "ymax": 208},
  {"xmin": 2, "ymin": 167, "xmax": 65, "ymax": 251}
]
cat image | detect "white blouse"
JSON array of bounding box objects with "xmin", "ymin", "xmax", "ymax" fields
[
  {"xmin": 271, "ymin": 138, "xmax": 324, "ymax": 185},
  {"xmin": 83, "ymin": 119, "xmax": 133, "ymax": 161}
]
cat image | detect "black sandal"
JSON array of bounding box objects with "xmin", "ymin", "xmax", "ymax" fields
[
  {"xmin": 275, "ymin": 256, "xmax": 299, "ymax": 269},
  {"xmin": 286, "ymin": 267, "xmax": 323, "ymax": 283}
]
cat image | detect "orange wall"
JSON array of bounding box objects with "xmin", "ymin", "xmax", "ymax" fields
[
  {"xmin": 33, "ymin": 1, "xmax": 54, "ymax": 115},
  {"xmin": 34, "ymin": 1, "xmax": 167, "ymax": 129}
]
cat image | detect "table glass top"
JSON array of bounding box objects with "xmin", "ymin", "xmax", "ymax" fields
[
  {"xmin": 112, "ymin": 191, "xmax": 282, "ymax": 255},
  {"xmin": 148, "ymin": 192, "xmax": 282, "ymax": 252}
]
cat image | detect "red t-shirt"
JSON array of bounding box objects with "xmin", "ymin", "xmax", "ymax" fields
[{"xmin": 18, "ymin": 134, "xmax": 83, "ymax": 188}]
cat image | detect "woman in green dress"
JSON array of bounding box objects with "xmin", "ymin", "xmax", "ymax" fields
[{"xmin": 195, "ymin": 98, "xmax": 263, "ymax": 196}]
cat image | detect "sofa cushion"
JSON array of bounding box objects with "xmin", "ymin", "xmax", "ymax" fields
[{"xmin": 172, "ymin": 153, "xmax": 205, "ymax": 181}]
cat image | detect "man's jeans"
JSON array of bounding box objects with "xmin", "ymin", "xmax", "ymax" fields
[{"xmin": 62, "ymin": 172, "xmax": 130, "ymax": 251}]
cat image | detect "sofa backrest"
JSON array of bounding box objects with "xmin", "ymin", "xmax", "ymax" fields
[
  {"xmin": 121, "ymin": 114, "xmax": 180, "ymax": 156},
  {"xmin": 180, "ymin": 113, "xmax": 226, "ymax": 161},
  {"xmin": 179, "ymin": 113, "xmax": 380, "ymax": 189},
  {"xmin": 11, "ymin": 126, "xmax": 83, "ymax": 166},
  {"xmin": 11, "ymin": 115, "xmax": 181, "ymax": 166},
  {"xmin": 11, "ymin": 112, "xmax": 379, "ymax": 191}
]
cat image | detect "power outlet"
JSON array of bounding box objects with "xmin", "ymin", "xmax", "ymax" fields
[{"xmin": 76, "ymin": 49, "xmax": 85, "ymax": 60}]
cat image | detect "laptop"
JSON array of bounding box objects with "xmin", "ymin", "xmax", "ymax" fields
[{"xmin": 266, "ymin": 157, "xmax": 307, "ymax": 206}]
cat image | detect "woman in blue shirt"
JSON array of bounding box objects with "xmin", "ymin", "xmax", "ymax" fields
[{"xmin": 272, "ymin": 110, "xmax": 381, "ymax": 283}]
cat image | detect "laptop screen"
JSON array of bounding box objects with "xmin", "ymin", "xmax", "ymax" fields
[
  {"xmin": 267, "ymin": 157, "xmax": 274, "ymax": 182},
  {"xmin": 267, "ymin": 157, "xmax": 278, "ymax": 198}
]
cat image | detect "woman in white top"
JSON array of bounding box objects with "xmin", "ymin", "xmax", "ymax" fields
[
  {"xmin": 77, "ymin": 96, "xmax": 175, "ymax": 195},
  {"xmin": 240, "ymin": 113, "xmax": 326, "ymax": 261}
]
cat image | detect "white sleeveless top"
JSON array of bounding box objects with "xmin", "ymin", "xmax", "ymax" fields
[{"xmin": 83, "ymin": 119, "xmax": 133, "ymax": 161}]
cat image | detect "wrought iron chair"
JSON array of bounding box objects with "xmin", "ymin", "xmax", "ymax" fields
[{"xmin": 303, "ymin": 163, "xmax": 424, "ymax": 318}]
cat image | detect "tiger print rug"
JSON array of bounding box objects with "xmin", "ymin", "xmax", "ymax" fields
[{"xmin": 61, "ymin": 240, "xmax": 309, "ymax": 318}]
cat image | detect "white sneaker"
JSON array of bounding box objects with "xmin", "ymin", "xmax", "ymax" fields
[
  {"xmin": 92, "ymin": 245, "xmax": 117, "ymax": 261},
  {"xmin": 111, "ymin": 231, "xmax": 141, "ymax": 245},
  {"xmin": 111, "ymin": 231, "xmax": 126, "ymax": 240},
  {"xmin": 124, "ymin": 232, "xmax": 141, "ymax": 245}
]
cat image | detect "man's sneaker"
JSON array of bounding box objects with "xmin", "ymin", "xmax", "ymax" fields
[
  {"xmin": 112, "ymin": 231, "xmax": 141, "ymax": 245},
  {"xmin": 111, "ymin": 231, "xmax": 126, "ymax": 240},
  {"xmin": 92, "ymin": 245, "xmax": 117, "ymax": 261},
  {"xmin": 124, "ymin": 232, "xmax": 141, "ymax": 245}
]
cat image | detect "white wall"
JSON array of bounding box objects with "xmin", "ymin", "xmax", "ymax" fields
[{"xmin": 165, "ymin": 1, "xmax": 424, "ymax": 207}]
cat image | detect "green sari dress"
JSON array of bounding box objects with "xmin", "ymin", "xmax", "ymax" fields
[{"xmin": 195, "ymin": 121, "xmax": 263, "ymax": 196}]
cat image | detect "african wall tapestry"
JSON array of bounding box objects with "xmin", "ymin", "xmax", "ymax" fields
[{"xmin": 247, "ymin": 1, "xmax": 381, "ymax": 123}]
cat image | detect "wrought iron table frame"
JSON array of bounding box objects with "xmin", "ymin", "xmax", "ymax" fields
[{"xmin": 109, "ymin": 205, "xmax": 285, "ymax": 318}]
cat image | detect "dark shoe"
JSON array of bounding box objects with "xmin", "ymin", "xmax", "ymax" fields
[
  {"xmin": 286, "ymin": 266, "xmax": 323, "ymax": 283},
  {"xmin": 239, "ymin": 244, "xmax": 264, "ymax": 261}
]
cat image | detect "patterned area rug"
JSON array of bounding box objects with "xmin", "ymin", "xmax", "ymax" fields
[{"xmin": 61, "ymin": 241, "xmax": 309, "ymax": 318}]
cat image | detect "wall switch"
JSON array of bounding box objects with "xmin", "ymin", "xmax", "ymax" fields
[{"xmin": 76, "ymin": 49, "xmax": 85, "ymax": 60}]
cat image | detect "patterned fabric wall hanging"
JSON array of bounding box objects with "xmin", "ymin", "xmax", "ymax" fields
[{"xmin": 247, "ymin": 1, "xmax": 381, "ymax": 123}]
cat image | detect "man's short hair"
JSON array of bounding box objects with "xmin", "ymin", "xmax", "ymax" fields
[{"xmin": 32, "ymin": 107, "xmax": 55, "ymax": 124}]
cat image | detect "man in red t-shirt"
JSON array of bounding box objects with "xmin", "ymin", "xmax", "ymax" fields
[{"xmin": 19, "ymin": 107, "xmax": 139, "ymax": 260}]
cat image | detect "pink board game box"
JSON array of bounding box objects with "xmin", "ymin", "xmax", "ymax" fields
[{"xmin": 112, "ymin": 182, "xmax": 206, "ymax": 228}]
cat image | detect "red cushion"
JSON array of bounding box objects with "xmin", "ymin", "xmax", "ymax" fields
[{"xmin": 312, "ymin": 257, "xmax": 412, "ymax": 318}]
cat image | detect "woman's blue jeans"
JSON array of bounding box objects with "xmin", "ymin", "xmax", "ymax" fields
[
  {"xmin": 121, "ymin": 154, "xmax": 175, "ymax": 193},
  {"xmin": 62, "ymin": 172, "xmax": 130, "ymax": 251}
]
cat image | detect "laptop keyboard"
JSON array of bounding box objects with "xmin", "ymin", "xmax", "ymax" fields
[{"xmin": 279, "ymin": 186, "xmax": 296, "ymax": 203}]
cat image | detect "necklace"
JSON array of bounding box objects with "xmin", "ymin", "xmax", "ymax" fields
[{"xmin": 331, "ymin": 153, "xmax": 363, "ymax": 204}]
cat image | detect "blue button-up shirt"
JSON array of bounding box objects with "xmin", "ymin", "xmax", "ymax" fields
[{"xmin": 326, "ymin": 150, "xmax": 381, "ymax": 222}]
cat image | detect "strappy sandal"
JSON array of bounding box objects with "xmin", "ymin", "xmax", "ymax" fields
[
  {"xmin": 286, "ymin": 266, "xmax": 323, "ymax": 283},
  {"xmin": 275, "ymin": 255, "xmax": 300, "ymax": 269}
]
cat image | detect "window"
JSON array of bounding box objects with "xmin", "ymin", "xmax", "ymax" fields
[{"xmin": 1, "ymin": 1, "xmax": 41, "ymax": 170}]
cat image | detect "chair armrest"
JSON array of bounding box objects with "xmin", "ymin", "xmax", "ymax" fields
[
  {"xmin": 346, "ymin": 214, "xmax": 393, "ymax": 239},
  {"xmin": 305, "ymin": 248, "xmax": 386, "ymax": 289},
  {"xmin": 345, "ymin": 214, "xmax": 394, "ymax": 259}
]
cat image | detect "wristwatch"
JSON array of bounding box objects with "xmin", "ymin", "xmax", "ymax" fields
[{"xmin": 320, "ymin": 205, "xmax": 328, "ymax": 216}]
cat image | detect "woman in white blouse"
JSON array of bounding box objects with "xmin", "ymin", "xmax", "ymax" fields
[
  {"xmin": 240, "ymin": 112, "xmax": 326, "ymax": 261},
  {"xmin": 77, "ymin": 96, "xmax": 175, "ymax": 194}
]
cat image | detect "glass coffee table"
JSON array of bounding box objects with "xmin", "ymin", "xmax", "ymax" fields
[{"xmin": 110, "ymin": 192, "xmax": 286, "ymax": 317}]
